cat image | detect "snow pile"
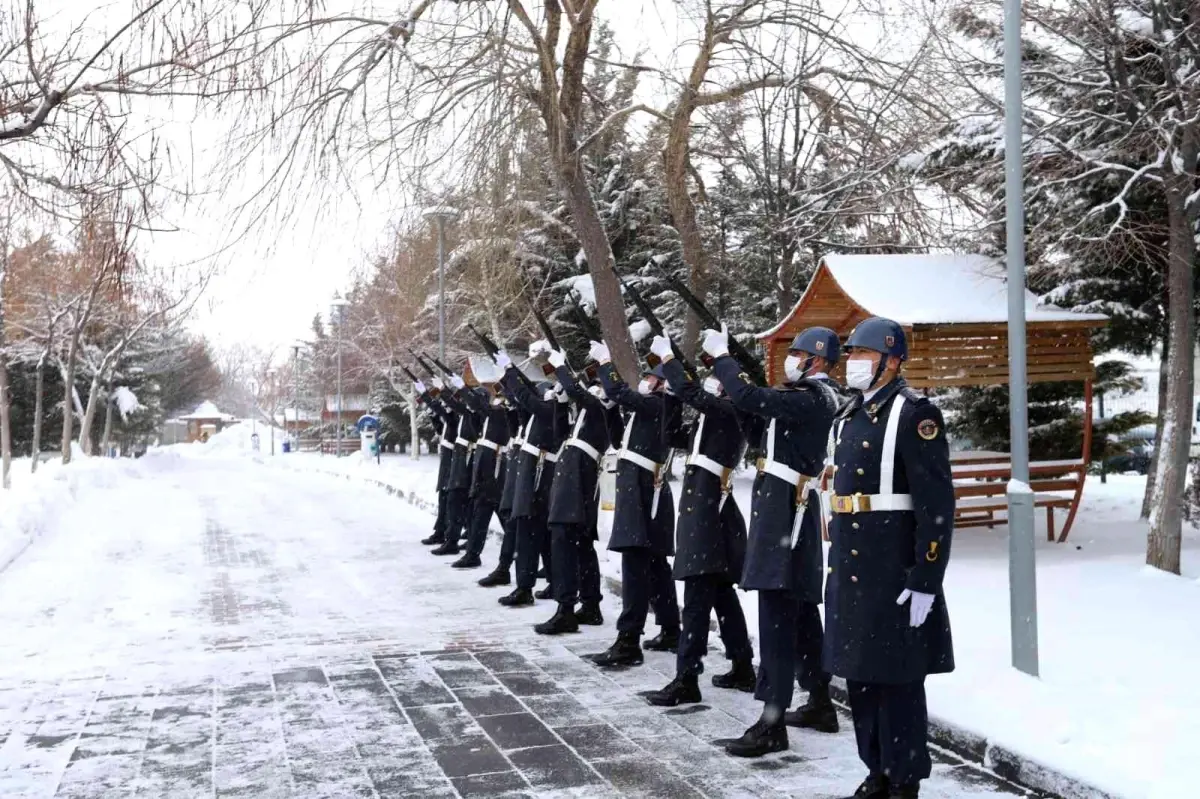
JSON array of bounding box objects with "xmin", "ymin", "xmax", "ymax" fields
[
  {"xmin": 628, "ymin": 319, "xmax": 653, "ymax": 343},
  {"xmin": 0, "ymin": 457, "xmax": 139, "ymax": 574},
  {"xmin": 558, "ymin": 273, "xmax": 597, "ymax": 311}
]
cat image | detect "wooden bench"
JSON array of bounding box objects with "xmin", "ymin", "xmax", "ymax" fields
[{"xmin": 950, "ymin": 452, "xmax": 1087, "ymax": 542}]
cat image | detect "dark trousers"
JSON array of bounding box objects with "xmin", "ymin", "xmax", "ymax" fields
[
  {"xmin": 443, "ymin": 488, "xmax": 470, "ymax": 546},
  {"xmin": 432, "ymin": 490, "xmax": 448, "ymax": 540},
  {"xmin": 493, "ymin": 510, "xmax": 515, "ymax": 572},
  {"xmin": 754, "ymin": 590, "xmax": 816, "ymax": 714},
  {"xmin": 550, "ymin": 523, "xmax": 602, "ymax": 606},
  {"xmin": 677, "ymin": 575, "xmax": 752, "ymax": 677},
  {"xmin": 795, "ymin": 600, "xmax": 831, "ymax": 692},
  {"xmin": 464, "ymin": 499, "xmax": 498, "ymax": 558},
  {"xmin": 847, "ymin": 679, "xmax": 931, "ymax": 785},
  {"xmin": 615, "ymin": 549, "xmax": 680, "ymax": 637},
  {"xmin": 514, "ymin": 513, "xmax": 549, "ymax": 590}
]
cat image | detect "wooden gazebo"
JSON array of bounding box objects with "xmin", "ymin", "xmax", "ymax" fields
[{"xmin": 757, "ymin": 253, "xmax": 1108, "ymax": 542}]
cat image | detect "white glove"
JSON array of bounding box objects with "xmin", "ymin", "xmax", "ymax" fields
[
  {"xmin": 449, "ymin": 374, "xmax": 465, "ymax": 390},
  {"xmin": 430, "ymin": 376, "xmax": 445, "ymax": 390},
  {"xmin": 413, "ymin": 380, "xmax": 427, "ymax": 395},
  {"xmin": 548, "ymin": 349, "xmax": 567, "ymax": 368},
  {"xmin": 701, "ymin": 325, "xmax": 730, "ymax": 359},
  {"xmin": 897, "ymin": 589, "xmax": 936, "ymax": 627},
  {"xmin": 494, "ymin": 351, "xmax": 513, "ymax": 369},
  {"xmin": 588, "ymin": 340, "xmax": 611, "ymax": 364},
  {"xmin": 649, "ymin": 334, "xmax": 673, "ymax": 360}
]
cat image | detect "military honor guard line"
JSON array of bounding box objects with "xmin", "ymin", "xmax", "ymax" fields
[{"xmin": 408, "ymin": 315, "xmax": 954, "ymax": 799}]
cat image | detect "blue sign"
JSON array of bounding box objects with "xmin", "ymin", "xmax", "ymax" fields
[{"xmin": 356, "ymin": 414, "xmax": 380, "ymax": 432}]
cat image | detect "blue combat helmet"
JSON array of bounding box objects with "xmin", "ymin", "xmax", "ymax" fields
[
  {"xmin": 845, "ymin": 317, "xmax": 908, "ymax": 361},
  {"xmin": 790, "ymin": 327, "xmax": 841, "ymax": 366}
]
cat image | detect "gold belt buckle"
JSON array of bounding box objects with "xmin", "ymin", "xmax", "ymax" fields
[{"xmin": 756, "ymin": 457, "xmax": 766, "ymax": 474}]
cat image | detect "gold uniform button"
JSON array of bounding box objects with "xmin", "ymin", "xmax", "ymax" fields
[
  {"xmin": 850, "ymin": 575, "xmax": 858, "ymax": 583},
  {"xmin": 856, "ymin": 468, "xmax": 864, "ymax": 475},
  {"xmin": 827, "ymin": 567, "xmax": 833, "ymax": 574},
  {"xmin": 862, "ymin": 441, "xmax": 870, "ymax": 449},
  {"xmin": 852, "ymin": 522, "xmax": 860, "ymax": 530},
  {"xmin": 851, "ymin": 549, "xmax": 859, "ymax": 556}
]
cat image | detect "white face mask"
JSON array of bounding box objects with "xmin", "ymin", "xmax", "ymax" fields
[
  {"xmin": 784, "ymin": 354, "xmax": 805, "ymax": 382},
  {"xmin": 543, "ymin": 388, "xmax": 557, "ymax": 402},
  {"xmin": 637, "ymin": 379, "xmax": 654, "ymax": 396},
  {"xmin": 845, "ymin": 357, "xmax": 876, "ymax": 390},
  {"xmin": 702, "ymin": 377, "xmax": 722, "ymax": 396}
]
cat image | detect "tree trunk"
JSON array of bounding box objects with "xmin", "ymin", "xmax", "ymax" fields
[
  {"xmin": 61, "ymin": 328, "xmax": 82, "ymax": 464},
  {"xmin": 30, "ymin": 352, "xmax": 46, "ymax": 474},
  {"xmin": 1145, "ymin": 171, "xmax": 1194, "ymax": 574},
  {"xmin": 0, "ymin": 355, "xmax": 10, "ymax": 490},
  {"xmin": 559, "ymin": 165, "xmax": 639, "ymax": 380},
  {"xmin": 1141, "ymin": 331, "xmax": 1171, "ymax": 518},
  {"xmin": 409, "ymin": 384, "xmax": 420, "ymax": 460},
  {"xmin": 665, "ymin": 113, "xmax": 711, "ymax": 361},
  {"xmin": 100, "ymin": 379, "xmax": 116, "ymax": 457},
  {"xmin": 78, "ymin": 371, "xmax": 105, "ymax": 457}
]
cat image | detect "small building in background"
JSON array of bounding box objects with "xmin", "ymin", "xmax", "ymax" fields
[
  {"xmin": 322, "ymin": 393, "xmax": 370, "ymax": 428},
  {"xmin": 275, "ymin": 407, "xmax": 320, "ymax": 433},
  {"xmin": 175, "ymin": 401, "xmax": 239, "ymax": 443}
]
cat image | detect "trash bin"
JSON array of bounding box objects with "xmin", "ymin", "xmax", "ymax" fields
[{"xmin": 282, "ymin": 441, "xmax": 291, "ymax": 453}]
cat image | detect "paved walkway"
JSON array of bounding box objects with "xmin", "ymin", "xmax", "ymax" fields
[{"xmin": 0, "ymin": 454, "xmax": 1041, "ymax": 798}]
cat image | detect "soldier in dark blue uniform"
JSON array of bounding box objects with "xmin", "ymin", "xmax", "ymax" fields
[
  {"xmin": 429, "ymin": 373, "xmax": 483, "ymax": 557},
  {"xmin": 703, "ymin": 325, "xmax": 844, "ymax": 758},
  {"xmin": 478, "ymin": 403, "xmax": 529, "ymax": 588},
  {"xmin": 824, "ymin": 317, "xmax": 954, "ymax": 799},
  {"xmin": 493, "ymin": 350, "xmax": 569, "ymax": 607},
  {"xmin": 644, "ymin": 334, "xmax": 755, "ymax": 707},
  {"xmin": 533, "ymin": 349, "xmax": 623, "ymax": 634},
  {"xmin": 586, "ymin": 340, "xmax": 682, "ymax": 668},
  {"xmin": 451, "ymin": 371, "xmax": 513, "ymax": 569},
  {"xmin": 415, "ymin": 378, "xmax": 459, "ymax": 547}
]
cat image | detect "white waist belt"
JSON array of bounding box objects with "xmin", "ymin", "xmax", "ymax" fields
[
  {"xmin": 476, "ymin": 439, "xmax": 500, "ymax": 452},
  {"xmin": 686, "ymin": 453, "xmax": 734, "ymax": 481},
  {"xmin": 521, "ymin": 440, "xmax": 559, "ymax": 463},
  {"xmin": 439, "ymin": 439, "xmax": 454, "ymax": 451},
  {"xmin": 566, "ymin": 438, "xmax": 601, "ymax": 462},
  {"xmin": 454, "ymin": 437, "xmax": 476, "ymax": 450},
  {"xmin": 759, "ymin": 458, "xmax": 804, "ymax": 486},
  {"xmin": 620, "ymin": 449, "xmax": 663, "ymax": 475}
]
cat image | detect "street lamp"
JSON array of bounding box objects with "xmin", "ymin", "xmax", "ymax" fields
[
  {"xmin": 292, "ymin": 343, "xmax": 303, "ymax": 452},
  {"xmin": 267, "ymin": 368, "xmax": 277, "ymax": 456},
  {"xmin": 422, "ymin": 205, "xmax": 460, "ymax": 361},
  {"xmin": 331, "ymin": 294, "xmax": 348, "ymax": 457},
  {"xmin": 1003, "ymin": 0, "xmax": 1039, "ymax": 676}
]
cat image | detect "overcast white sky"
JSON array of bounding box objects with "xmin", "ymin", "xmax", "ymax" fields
[{"xmin": 142, "ymin": 0, "xmax": 685, "ymax": 358}]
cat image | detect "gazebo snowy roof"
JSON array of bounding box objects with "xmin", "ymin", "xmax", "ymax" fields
[
  {"xmin": 177, "ymin": 401, "xmax": 237, "ymax": 422},
  {"xmin": 756, "ymin": 253, "xmax": 1108, "ymax": 388}
]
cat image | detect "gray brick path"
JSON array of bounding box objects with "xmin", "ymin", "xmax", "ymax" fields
[{"xmin": 0, "ymin": 458, "xmax": 1043, "ymax": 798}]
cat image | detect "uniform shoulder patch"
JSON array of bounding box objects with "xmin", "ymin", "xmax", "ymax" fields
[{"xmin": 917, "ymin": 418, "xmax": 940, "ymax": 440}]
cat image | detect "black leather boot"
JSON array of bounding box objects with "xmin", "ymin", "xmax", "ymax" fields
[
  {"xmin": 430, "ymin": 540, "xmax": 460, "ymax": 556},
  {"xmin": 587, "ymin": 634, "xmax": 643, "ymax": 667},
  {"xmin": 643, "ymin": 627, "xmax": 679, "ymax": 652},
  {"xmin": 534, "ymin": 603, "xmax": 579, "ymax": 635},
  {"xmin": 451, "ymin": 553, "xmax": 482, "ymax": 569},
  {"xmin": 723, "ymin": 715, "xmax": 788, "ymax": 758},
  {"xmin": 784, "ymin": 683, "xmax": 839, "ymax": 733},
  {"xmin": 477, "ymin": 568, "xmax": 511, "ymax": 587},
  {"xmin": 498, "ymin": 588, "xmax": 535, "ymax": 607},
  {"xmin": 645, "ymin": 675, "xmax": 701, "ymax": 707},
  {"xmin": 534, "ymin": 584, "xmax": 554, "ymax": 600},
  {"xmin": 575, "ymin": 602, "xmax": 603, "ymax": 625},
  {"xmin": 421, "ymin": 533, "xmax": 444, "ymax": 545},
  {"xmin": 841, "ymin": 774, "xmax": 890, "ymax": 799},
  {"xmin": 711, "ymin": 660, "xmax": 756, "ymax": 692}
]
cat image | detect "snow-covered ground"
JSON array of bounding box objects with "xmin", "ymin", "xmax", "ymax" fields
[
  {"xmin": 0, "ymin": 430, "xmax": 1034, "ymax": 798},
  {"xmin": 267, "ymin": 428, "xmax": 1198, "ymax": 799}
]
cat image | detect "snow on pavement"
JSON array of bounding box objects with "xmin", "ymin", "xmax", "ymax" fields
[
  {"xmin": 281, "ymin": 443, "xmax": 1199, "ymax": 799},
  {"xmin": 0, "ymin": 449, "xmax": 1032, "ymax": 798}
]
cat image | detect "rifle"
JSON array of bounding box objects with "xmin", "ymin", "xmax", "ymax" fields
[
  {"xmin": 655, "ymin": 268, "xmax": 768, "ymax": 386},
  {"xmin": 398, "ymin": 363, "xmax": 421, "ymax": 385},
  {"xmin": 408, "ymin": 348, "xmax": 438, "ymax": 379},
  {"xmin": 427, "ymin": 352, "xmax": 457, "ymax": 378},
  {"xmin": 618, "ymin": 275, "xmax": 698, "ymax": 380},
  {"xmin": 525, "ymin": 293, "xmax": 562, "ymax": 353},
  {"xmin": 467, "ymin": 322, "xmax": 540, "ymax": 393}
]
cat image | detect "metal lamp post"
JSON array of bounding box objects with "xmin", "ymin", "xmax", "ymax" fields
[
  {"xmin": 422, "ymin": 206, "xmax": 460, "ymax": 361},
  {"xmin": 267, "ymin": 368, "xmax": 277, "ymax": 456},
  {"xmin": 331, "ymin": 294, "xmax": 348, "ymax": 457},
  {"xmin": 292, "ymin": 344, "xmax": 302, "ymax": 452},
  {"xmin": 1003, "ymin": 0, "xmax": 1039, "ymax": 677}
]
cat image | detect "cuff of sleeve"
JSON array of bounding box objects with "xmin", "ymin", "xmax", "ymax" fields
[{"xmin": 904, "ymin": 563, "xmax": 942, "ymax": 595}]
